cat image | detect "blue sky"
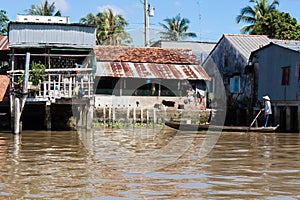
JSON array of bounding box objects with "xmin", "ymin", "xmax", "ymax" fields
[{"xmin": 2, "ymin": 0, "xmax": 300, "ymax": 46}]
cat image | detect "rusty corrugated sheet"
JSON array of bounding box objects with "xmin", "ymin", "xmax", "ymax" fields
[
  {"xmin": 0, "ymin": 36, "xmax": 8, "ymax": 50},
  {"xmin": 96, "ymin": 62, "xmax": 211, "ymax": 80},
  {"xmin": 0, "ymin": 75, "xmax": 9, "ymax": 102}
]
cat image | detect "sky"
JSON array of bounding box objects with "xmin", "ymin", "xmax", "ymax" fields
[{"xmin": 2, "ymin": 0, "xmax": 300, "ymax": 46}]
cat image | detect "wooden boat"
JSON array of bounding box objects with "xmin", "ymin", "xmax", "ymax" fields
[{"xmin": 164, "ymin": 121, "xmax": 280, "ymax": 132}]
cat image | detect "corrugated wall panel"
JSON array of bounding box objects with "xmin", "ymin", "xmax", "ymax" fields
[{"xmin": 9, "ymin": 23, "xmax": 96, "ymax": 47}]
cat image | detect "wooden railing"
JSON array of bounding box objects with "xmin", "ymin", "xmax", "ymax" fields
[{"xmin": 8, "ymin": 68, "xmax": 94, "ymax": 101}]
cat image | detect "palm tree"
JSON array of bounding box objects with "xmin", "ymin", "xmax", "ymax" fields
[
  {"xmin": 80, "ymin": 9, "xmax": 131, "ymax": 45},
  {"xmin": 0, "ymin": 10, "xmax": 9, "ymax": 35},
  {"xmin": 236, "ymin": 0, "xmax": 279, "ymax": 33},
  {"xmin": 25, "ymin": 0, "xmax": 61, "ymax": 16},
  {"xmin": 159, "ymin": 14, "xmax": 197, "ymax": 41}
]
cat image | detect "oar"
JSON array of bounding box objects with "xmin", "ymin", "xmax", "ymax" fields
[{"xmin": 248, "ymin": 109, "xmax": 262, "ymax": 131}]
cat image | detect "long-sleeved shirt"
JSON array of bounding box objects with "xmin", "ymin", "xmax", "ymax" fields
[{"xmin": 263, "ymin": 101, "xmax": 272, "ymax": 115}]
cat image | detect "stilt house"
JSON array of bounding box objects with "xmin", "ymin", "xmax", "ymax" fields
[
  {"xmin": 7, "ymin": 15, "xmax": 96, "ymax": 132},
  {"xmin": 249, "ymin": 40, "xmax": 300, "ymax": 132}
]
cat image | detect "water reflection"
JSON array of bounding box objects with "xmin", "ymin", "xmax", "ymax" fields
[{"xmin": 0, "ymin": 128, "xmax": 299, "ymax": 199}]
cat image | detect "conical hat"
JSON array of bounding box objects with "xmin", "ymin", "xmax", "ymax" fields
[{"xmin": 263, "ymin": 96, "xmax": 270, "ymax": 101}]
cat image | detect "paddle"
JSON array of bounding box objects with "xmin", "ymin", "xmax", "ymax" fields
[{"xmin": 248, "ymin": 109, "xmax": 262, "ymax": 131}]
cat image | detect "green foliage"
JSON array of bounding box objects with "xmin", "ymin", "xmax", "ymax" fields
[
  {"xmin": 159, "ymin": 14, "xmax": 197, "ymax": 41},
  {"xmin": 236, "ymin": 0, "xmax": 279, "ymax": 33},
  {"xmin": 251, "ymin": 10, "xmax": 300, "ymax": 40},
  {"xmin": 30, "ymin": 61, "xmax": 46, "ymax": 86},
  {"xmin": 25, "ymin": 0, "xmax": 61, "ymax": 16},
  {"xmin": 0, "ymin": 10, "xmax": 9, "ymax": 35},
  {"xmin": 80, "ymin": 9, "xmax": 132, "ymax": 45}
]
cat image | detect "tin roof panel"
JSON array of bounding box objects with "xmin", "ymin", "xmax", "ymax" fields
[
  {"xmin": 0, "ymin": 36, "xmax": 8, "ymax": 50},
  {"xmin": 96, "ymin": 62, "xmax": 211, "ymax": 80}
]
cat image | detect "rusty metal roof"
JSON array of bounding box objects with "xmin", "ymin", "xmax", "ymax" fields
[
  {"xmin": 0, "ymin": 75, "xmax": 9, "ymax": 102},
  {"xmin": 96, "ymin": 62, "xmax": 211, "ymax": 80},
  {"xmin": 0, "ymin": 35, "xmax": 8, "ymax": 50}
]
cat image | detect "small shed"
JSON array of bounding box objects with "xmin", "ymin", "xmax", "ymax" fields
[
  {"xmin": 202, "ymin": 34, "xmax": 271, "ymax": 125},
  {"xmin": 249, "ymin": 40, "xmax": 300, "ymax": 132}
]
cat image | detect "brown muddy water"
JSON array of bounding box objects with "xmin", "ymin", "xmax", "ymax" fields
[{"xmin": 0, "ymin": 126, "xmax": 300, "ymax": 199}]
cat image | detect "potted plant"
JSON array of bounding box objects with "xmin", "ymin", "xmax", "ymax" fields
[{"xmin": 29, "ymin": 61, "xmax": 46, "ymax": 89}]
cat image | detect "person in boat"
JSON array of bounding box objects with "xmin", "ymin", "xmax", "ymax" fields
[{"xmin": 262, "ymin": 95, "xmax": 272, "ymax": 127}]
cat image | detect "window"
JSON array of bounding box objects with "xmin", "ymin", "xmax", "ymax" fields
[
  {"xmin": 282, "ymin": 67, "xmax": 290, "ymax": 85},
  {"xmin": 230, "ymin": 76, "xmax": 240, "ymax": 93}
]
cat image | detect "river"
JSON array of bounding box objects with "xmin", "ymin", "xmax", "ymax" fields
[{"xmin": 0, "ymin": 126, "xmax": 299, "ymax": 199}]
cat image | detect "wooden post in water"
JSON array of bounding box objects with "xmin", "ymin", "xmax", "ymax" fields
[
  {"xmin": 146, "ymin": 109, "xmax": 149, "ymax": 127},
  {"xmin": 286, "ymin": 106, "xmax": 291, "ymax": 131},
  {"xmin": 108, "ymin": 106, "xmax": 111, "ymax": 127},
  {"xmin": 133, "ymin": 107, "xmax": 136, "ymax": 127},
  {"xmin": 126, "ymin": 107, "xmax": 130, "ymax": 127},
  {"xmin": 103, "ymin": 106, "xmax": 106, "ymax": 126},
  {"xmin": 45, "ymin": 103, "xmax": 51, "ymax": 130},
  {"xmin": 153, "ymin": 108, "xmax": 157, "ymax": 127},
  {"xmin": 112, "ymin": 106, "xmax": 115, "ymax": 128},
  {"xmin": 140, "ymin": 108, "xmax": 144, "ymax": 124}
]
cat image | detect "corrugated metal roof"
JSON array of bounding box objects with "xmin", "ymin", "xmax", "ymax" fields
[
  {"xmin": 224, "ymin": 34, "xmax": 271, "ymax": 59},
  {"xmin": 271, "ymin": 39, "xmax": 300, "ymax": 52},
  {"xmin": 0, "ymin": 35, "xmax": 8, "ymax": 50},
  {"xmin": 9, "ymin": 22, "xmax": 96, "ymax": 48},
  {"xmin": 96, "ymin": 62, "xmax": 211, "ymax": 80},
  {"xmin": 0, "ymin": 75, "xmax": 9, "ymax": 102}
]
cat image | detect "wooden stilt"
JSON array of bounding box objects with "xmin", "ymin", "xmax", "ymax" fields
[
  {"xmin": 153, "ymin": 108, "xmax": 157, "ymax": 127},
  {"xmin": 45, "ymin": 103, "xmax": 51, "ymax": 130},
  {"xmin": 108, "ymin": 107, "xmax": 111, "ymax": 127},
  {"xmin": 112, "ymin": 107, "xmax": 115, "ymax": 128},
  {"xmin": 140, "ymin": 108, "xmax": 143, "ymax": 124},
  {"xmin": 146, "ymin": 109, "xmax": 149, "ymax": 127},
  {"xmin": 126, "ymin": 107, "xmax": 130, "ymax": 127},
  {"xmin": 133, "ymin": 107, "xmax": 136, "ymax": 127},
  {"xmin": 286, "ymin": 106, "xmax": 291, "ymax": 131},
  {"xmin": 103, "ymin": 106, "xmax": 106, "ymax": 126}
]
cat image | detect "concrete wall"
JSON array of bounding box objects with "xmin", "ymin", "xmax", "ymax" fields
[{"xmin": 95, "ymin": 95, "xmax": 207, "ymax": 110}]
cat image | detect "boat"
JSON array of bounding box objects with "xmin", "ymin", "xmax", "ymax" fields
[{"xmin": 164, "ymin": 121, "xmax": 280, "ymax": 132}]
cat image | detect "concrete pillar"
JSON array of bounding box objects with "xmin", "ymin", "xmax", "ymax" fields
[
  {"xmin": 14, "ymin": 98, "xmax": 20, "ymax": 134},
  {"xmin": 286, "ymin": 106, "xmax": 291, "ymax": 132},
  {"xmin": 10, "ymin": 94, "xmax": 15, "ymax": 131}
]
